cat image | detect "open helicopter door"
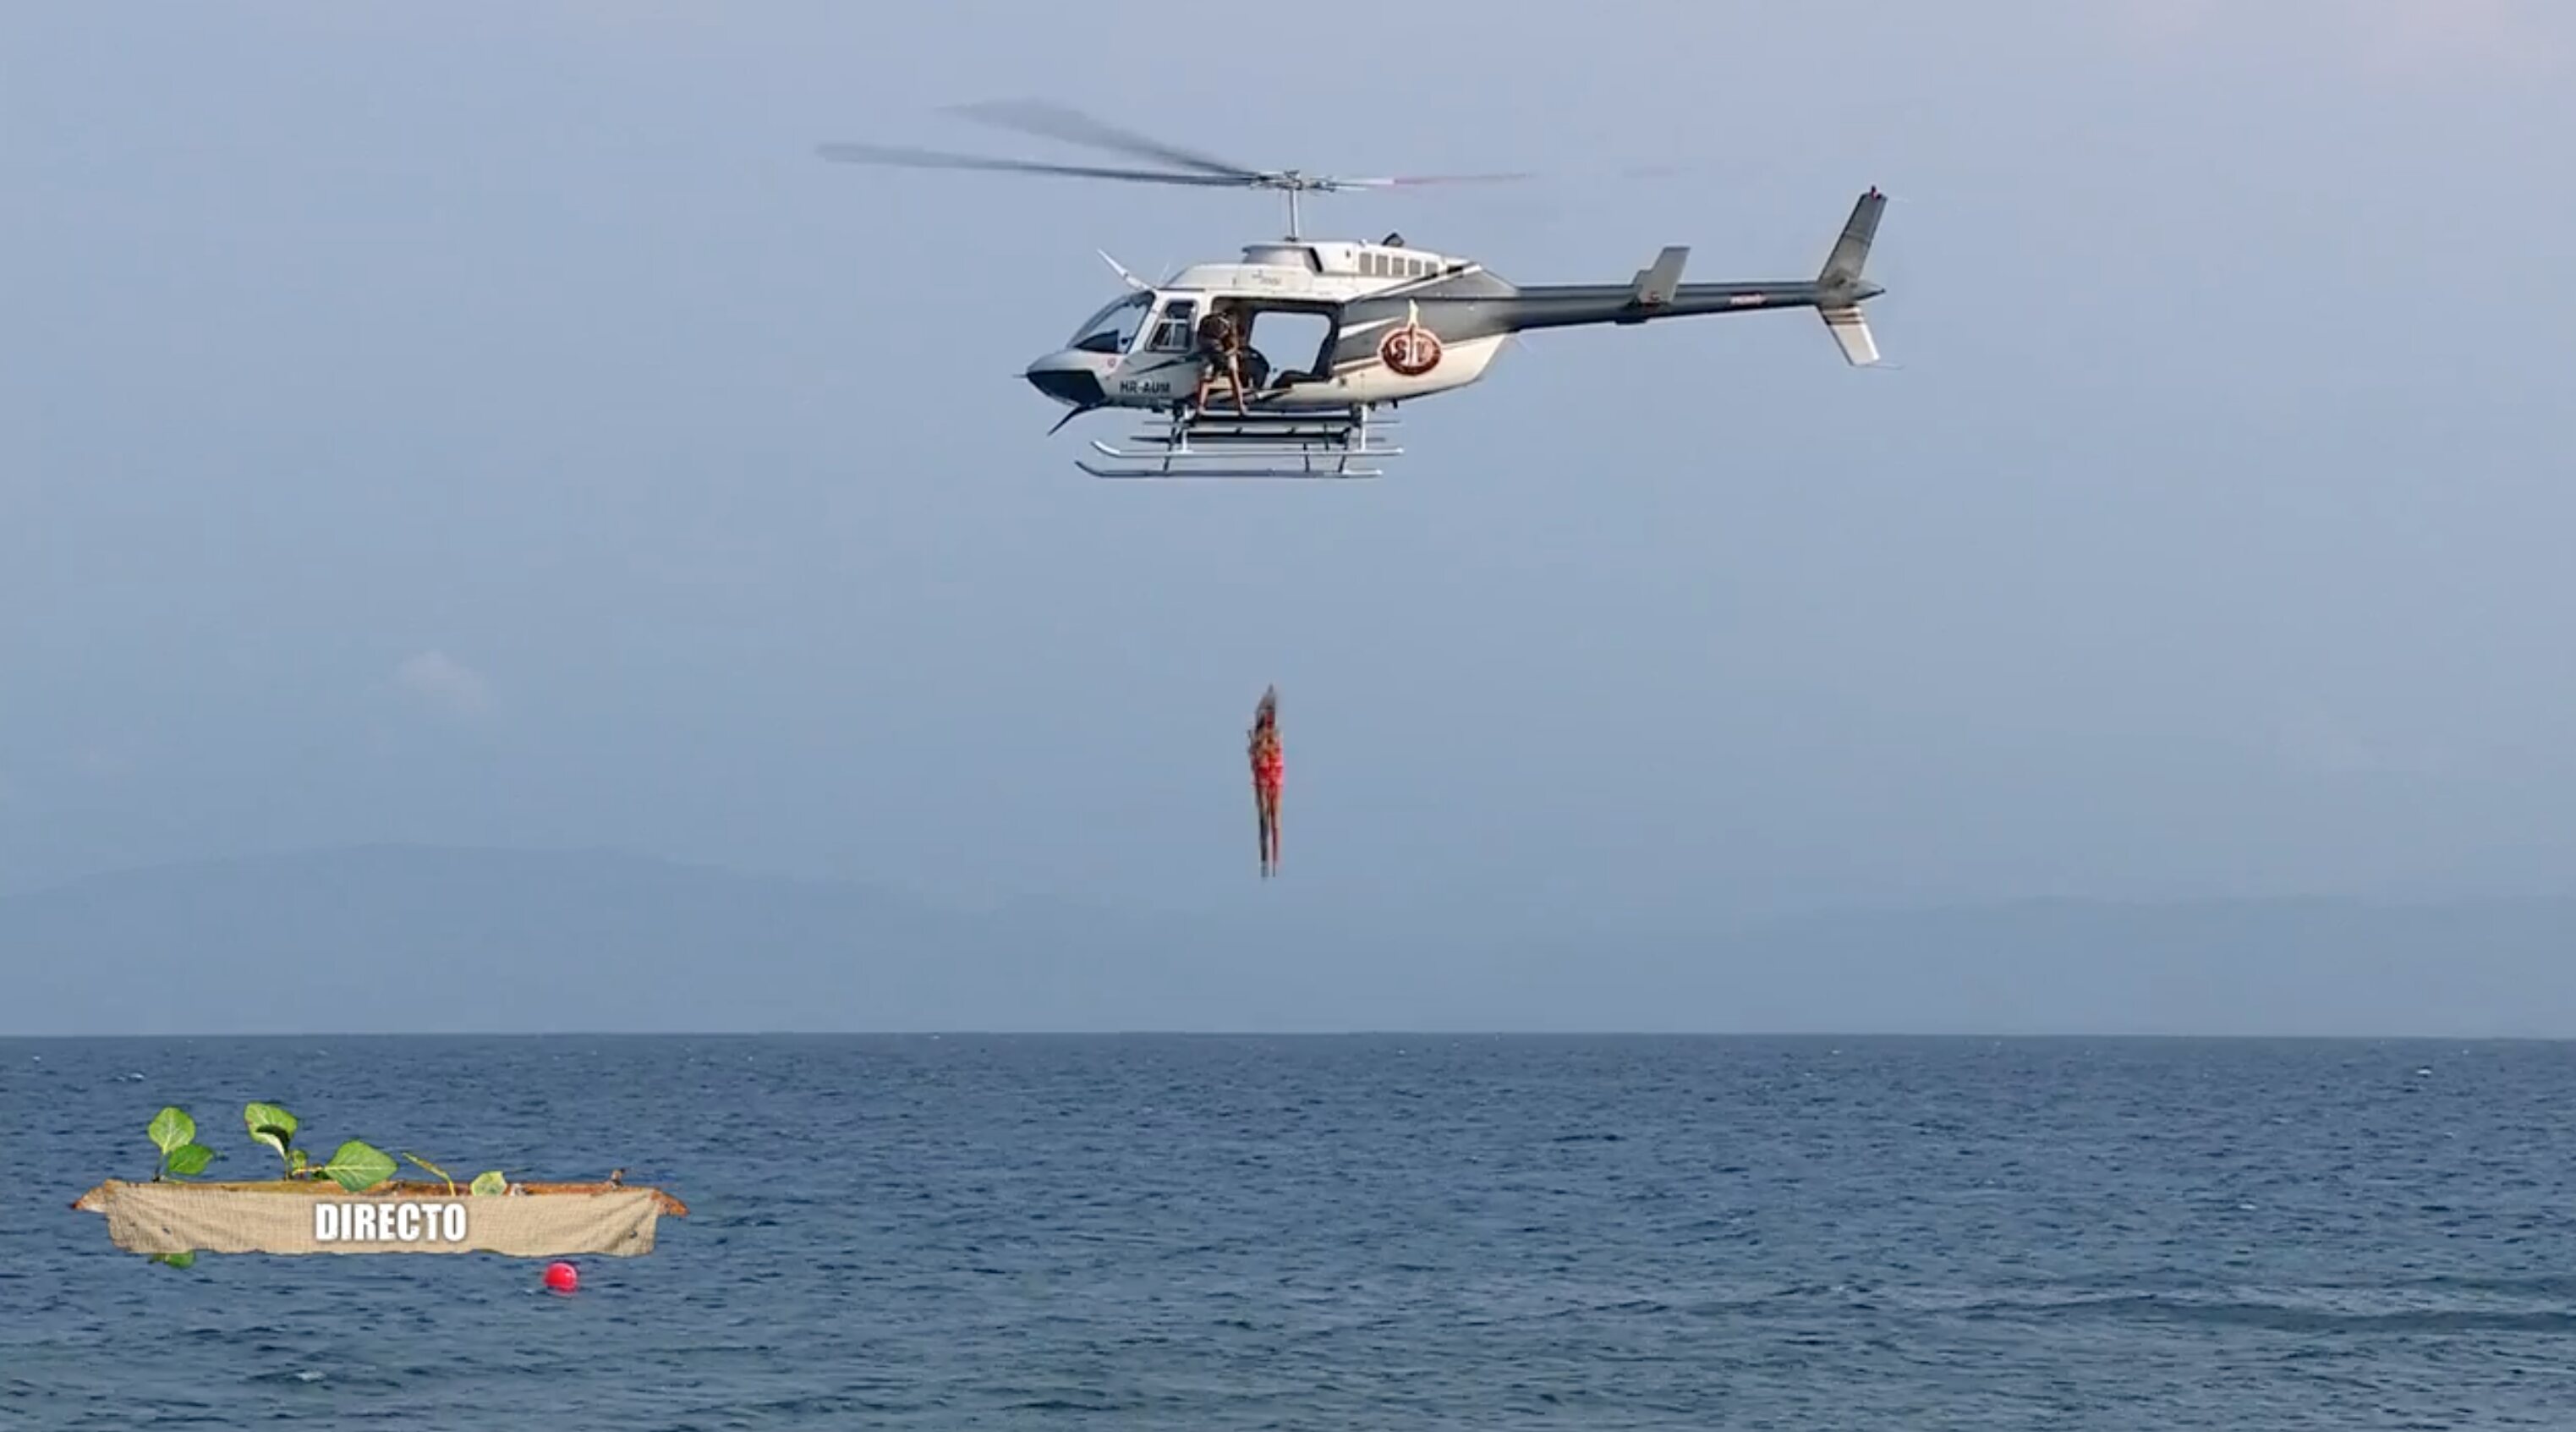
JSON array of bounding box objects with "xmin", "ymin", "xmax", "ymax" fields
[{"xmin": 1078, "ymin": 295, "xmax": 1403, "ymax": 480}]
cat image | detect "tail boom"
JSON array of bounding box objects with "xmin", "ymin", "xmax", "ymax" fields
[{"xmin": 1487, "ymin": 186, "xmax": 1890, "ymax": 363}]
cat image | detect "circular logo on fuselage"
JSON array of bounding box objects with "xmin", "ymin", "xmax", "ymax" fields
[{"xmin": 1378, "ymin": 323, "xmax": 1443, "ymax": 378}]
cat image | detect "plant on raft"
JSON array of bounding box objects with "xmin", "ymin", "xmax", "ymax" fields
[
  {"xmin": 134, "ymin": 1102, "xmax": 519, "ymax": 1268},
  {"xmin": 142, "ymin": 1107, "xmax": 222, "ymax": 1268},
  {"xmin": 239, "ymin": 1101, "xmax": 400, "ymax": 1192},
  {"xmin": 146, "ymin": 1106, "xmax": 222, "ymax": 1182},
  {"xmin": 398, "ymin": 1149, "xmax": 510, "ymax": 1199},
  {"xmin": 242, "ymin": 1102, "xmax": 508, "ymax": 1195},
  {"xmin": 240, "ymin": 1101, "xmax": 507, "ymax": 1195}
]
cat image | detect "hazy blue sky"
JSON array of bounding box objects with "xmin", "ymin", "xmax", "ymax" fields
[{"xmin": 6, "ymin": 1, "xmax": 2573, "ymax": 925}]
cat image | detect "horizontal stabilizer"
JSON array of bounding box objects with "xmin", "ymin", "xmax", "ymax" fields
[
  {"xmin": 1820, "ymin": 305, "xmax": 1879, "ymax": 365},
  {"xmin": 1629, "ymin": 245, "xmax": 1689, "ymax": 306}
]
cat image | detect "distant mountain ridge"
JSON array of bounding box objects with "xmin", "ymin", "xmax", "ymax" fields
[{"xmin": 4, "ymin": 844, "xmax": 2572, "ymax": 1036}]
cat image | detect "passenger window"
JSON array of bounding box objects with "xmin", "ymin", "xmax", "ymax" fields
[{"xmin": 1145, "ymin": 299, "xmax": 1198, "ymax": 351}]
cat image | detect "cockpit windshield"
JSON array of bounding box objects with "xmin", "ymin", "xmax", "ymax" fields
[{"xmin": 1066, "ymin": 290, "xmax": 1150, "ymax": 354}]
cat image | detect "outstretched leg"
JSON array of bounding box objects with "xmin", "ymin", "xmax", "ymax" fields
[
  {"xmin": 1256, "ymin": 784, "xmax": 1281, "ymax": 876},
  {"xmin": 1194, "ymin": 351, "xmax": 1221, "ymax": 416}
]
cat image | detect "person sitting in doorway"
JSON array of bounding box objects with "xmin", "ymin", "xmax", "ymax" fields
[{"xmin": 1192, "ymin": 305, "xmax": 1253, "ymax": 416}]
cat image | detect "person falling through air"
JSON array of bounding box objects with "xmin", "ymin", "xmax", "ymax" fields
[
  {"xmin": 1193, "ymin": 306, "xmax": 1253, "ymax": 417},
  {"xmin": 1248, "ymin": 686, "xmax": 1283, "ymax": 878}
]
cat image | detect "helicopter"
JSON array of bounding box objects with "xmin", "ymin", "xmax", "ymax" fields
[{"xmin": 819, "ymin": 102, "xmax": 1891, "ymax": 480}]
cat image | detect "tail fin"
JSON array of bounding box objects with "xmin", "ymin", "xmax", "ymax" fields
[
  {"xmin": 1816, "ymin": 187, "xmax": 1888, "ymax": 366},
  {"xmin": 1818, "ymin": 187, "xmax": 1885, "ymax": 288}
]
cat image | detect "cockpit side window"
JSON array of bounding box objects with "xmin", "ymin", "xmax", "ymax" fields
[
  {"xmin": 1067, "ymin": 290, "xmax": 1150, "ymax": 354},
  {"xmin": 1144, "ymin": 297, "xmax": 1199, "ymax": 352}
]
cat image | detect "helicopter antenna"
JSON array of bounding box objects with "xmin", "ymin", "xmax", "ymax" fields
[{"xmin": 817, "ymin": 99, "xmax": 1532, "ymax": 242}]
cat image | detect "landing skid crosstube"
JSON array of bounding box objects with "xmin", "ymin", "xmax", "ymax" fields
[{"xmin": 1075, "ymin": 404, "xmax": 1400, "ymax": 480}]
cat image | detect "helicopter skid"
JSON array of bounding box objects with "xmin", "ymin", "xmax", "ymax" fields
[{"xmin": 1076, "ymin": 405, "xmax": 1400, "ymax": 480}]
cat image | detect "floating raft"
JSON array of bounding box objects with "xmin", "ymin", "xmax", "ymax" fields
[{"xmin": 73, "ymin": 1178, "xmax": 689, "ymax": 1259}]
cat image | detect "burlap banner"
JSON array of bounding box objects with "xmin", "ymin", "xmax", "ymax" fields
[{"xmin": 74, "ymin": 1179, "xmax": 687, "ymax": 1258}]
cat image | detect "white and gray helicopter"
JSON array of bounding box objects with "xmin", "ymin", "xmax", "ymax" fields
[{"xmin": 819, "ymin": 102, "xmax": 1890, "ymax": 480}]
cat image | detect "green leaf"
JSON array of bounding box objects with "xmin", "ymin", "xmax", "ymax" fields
[
  {"xmin": 244, "ymin": 1102, "xmax": 298, "ymax": 1160},
  {"xmin": 402, "ymin": 1152, "xmax": 456, "ymax": 1194},
  {"xmin": 165, "ymin": 1143, "xmax": 218, "ymax": 1177},
  {"xmin": 318, "ymin": 1139, "xmax": 397, "ymax": 1192},
  {"xmin": 151, "ymin": 1251, "xmax": 197, "ymax": 1269},
  {"xmin": 147, "ymin": 1106, "xmax": 195, "ymax": 1155},
  {"xmin": 469, "ymin": 1171, "xmax": 508, "ymax": 1196},
  {"xmin": 288, "ymin": 1148, "xmax": 310, "ymax": 1175}
]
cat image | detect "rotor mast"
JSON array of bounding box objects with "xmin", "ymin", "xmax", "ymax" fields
[
  {"xmin": 1272, "ymin": 174, "xmax": 1317, "ymax": 241},
  {"xmin": 1247, "ymin": 172, "xmax": 1362, "ymax": 241},
  {"xmin": 1265, "ymin": 173, "xmax": 1376, "ymax": 241}
]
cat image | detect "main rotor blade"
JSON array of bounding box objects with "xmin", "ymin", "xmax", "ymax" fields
[
  {"xmin": 943, "ymin": 99, "xmax": 1260, "ymax": 181},
  {"xmin": 815, "ymin": 143, "xmax": 1251, "ymax": 187},
  {"xmin": 1333, "ymin": 162, "xmax": 1712, "ymax": 191},
  {"xmin": 1329, "ymin": 171, "xmax": 1538, "ymax": 189}
]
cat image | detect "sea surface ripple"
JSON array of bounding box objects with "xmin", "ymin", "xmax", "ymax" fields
[{"xmin": 3, "ymin": 1034, "xmax": 2572, "ymax": 1429}]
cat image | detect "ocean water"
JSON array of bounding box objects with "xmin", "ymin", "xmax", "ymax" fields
[{"xmin": 3, "ymin": 1035, "xmax": 2573, "ymax": 1429}]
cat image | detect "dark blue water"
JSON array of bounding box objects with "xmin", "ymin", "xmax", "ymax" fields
[{"xmin": 4, "ymin": 1036, "xmax": 2573, "ymax": 1429}]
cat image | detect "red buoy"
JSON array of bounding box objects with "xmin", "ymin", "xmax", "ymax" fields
[{"xmin": 543, "ymin": 1260, "xmax": 578, "ymax": 1293}]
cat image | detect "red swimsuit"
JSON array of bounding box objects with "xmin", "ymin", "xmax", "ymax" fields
[{"xmin": 1252, "ymin": 732, "xmax": 1283, "ymax": 797}]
